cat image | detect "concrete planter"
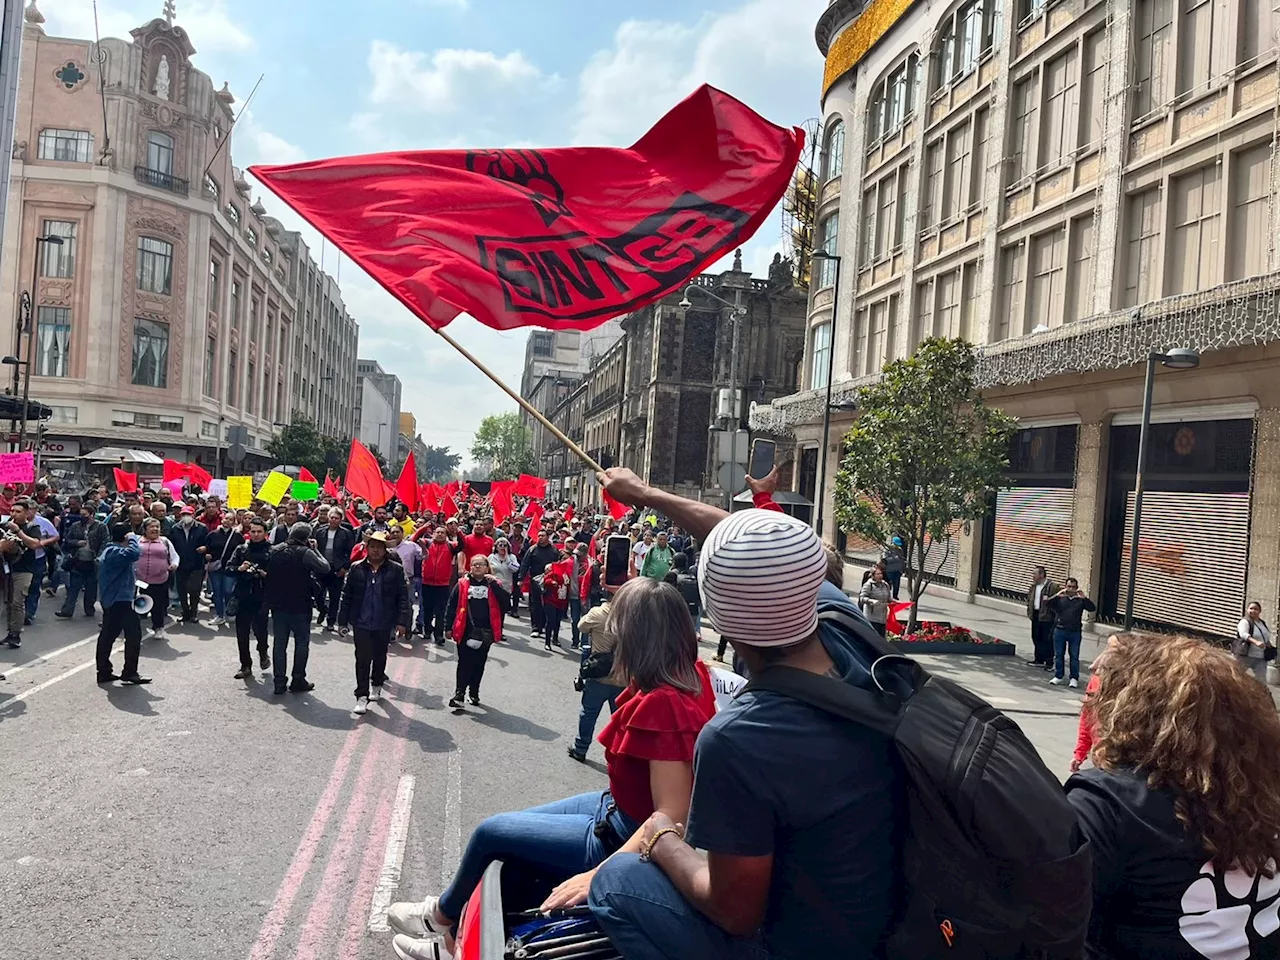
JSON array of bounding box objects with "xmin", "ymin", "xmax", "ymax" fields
[{"xmin": 891, "ymin": 639, "xmax": 1016, "ymax": 656}]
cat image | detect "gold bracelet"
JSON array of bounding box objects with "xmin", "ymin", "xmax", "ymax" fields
[{"xmin": 639, "ymin": 826, "xmax": 683, "ymax": 862}]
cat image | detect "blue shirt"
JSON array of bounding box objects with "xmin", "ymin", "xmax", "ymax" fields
[
  {"xmin": 32, "ymin": 514, "xmax": 57, "ymax": 559},
  {"xmin": 98, "ymin": 539, "xmax": 142, "ymax": 607},
  {"xmin": 354, "ymin": 562, "xmax": 387, "ymax": 631}
]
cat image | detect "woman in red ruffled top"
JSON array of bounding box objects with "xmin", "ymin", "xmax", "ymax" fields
[{"xmin": 385, "ymin": 577, "xmax": 715, "ymax": 952}]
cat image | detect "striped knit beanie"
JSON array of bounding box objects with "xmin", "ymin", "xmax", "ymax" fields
[{"xmin": 698, "ymin": 509, "xmax": 828, "ymax": 647}]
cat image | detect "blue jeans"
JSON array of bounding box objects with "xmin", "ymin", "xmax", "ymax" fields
[
  {"xmin": 568, "ymin": 597, "xmax": 583, "ymax": 645},
  {"xmin": 24, "ymin": 555, "xmax": 46, "ymax": 618},
  {"xmin": 438, "ymin": 790, "xmax": 638, "ymax": 921},
  {"xmin": 574, "ymin": 679, "xmax": 624, "ymax": 755},
  {"xmin": 590, "ymin": 855, "xmax": 769, "ymax": 960},
  {"xmin": 272, "ymin": 610, "xmax": 312, "ymax": 683},
  {"xmin": 59, "ymin": 566, "xmax": 98, "ymax": 615},
  {"xmin": 1054, "ymin": 628, "xmax": 1082, "ymax": 681},
  {"xmin": 208, "ymin": 571, "xmax": 233, "ymax": 619}
]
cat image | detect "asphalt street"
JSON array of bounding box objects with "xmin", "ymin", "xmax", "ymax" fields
[{"xmin": 0, "ymin": 593, "xmax": 1087, "ymax": 960}]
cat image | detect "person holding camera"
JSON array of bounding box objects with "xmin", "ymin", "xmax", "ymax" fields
[
  {"xmin": 228, "ymin": 519, "xmax": 273, "ymax": 679},
  {"xmin": 445, "ymin": 554, "xmax": 510, "ymax": 708},
  {"xmin": 1047, "ymin": 577, "xmax": 1096, "ymax": 688}
]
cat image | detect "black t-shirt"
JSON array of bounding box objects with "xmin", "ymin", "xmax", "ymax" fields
[
  {"xmin": 8, "ymin": 522, "xmax": 43, "ymax": 573},
  {"xmin": 1067, "ymin": 766, "xmax": 1280, "ymax": 960},
  {"xmin": 685, "ymin": 690, "xmax": 899, "ymax": 960}
]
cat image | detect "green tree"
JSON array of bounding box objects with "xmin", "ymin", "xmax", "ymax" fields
[
  {"xmin": 266, "ymin": 412, "xmax": 345, "ymax": 481},
  {"xmin": 421, "ymin": 444, "xmax": 462, "ymax": 482},
  {"xmin": 470, "ymin": 412, "xmax": 536, "ymax": 480},
  {"xmin": 833, "ymin": 338, "xmax": 1017, "ymax": 634}
]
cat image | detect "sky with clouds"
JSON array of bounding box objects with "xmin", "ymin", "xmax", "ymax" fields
[{"xmin": 40, "ymin": 0, "xmax": 828, "ymax": 465}]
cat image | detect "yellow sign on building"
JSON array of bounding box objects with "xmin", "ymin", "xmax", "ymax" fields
[{"xmin": 822, "ymin": 0, "xmax": 917, "ymax": 97}]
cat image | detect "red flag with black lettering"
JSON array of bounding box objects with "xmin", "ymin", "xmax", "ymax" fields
[{"xmin": 249, "ymin": 85, "xmax": 802, "ymax": 333}]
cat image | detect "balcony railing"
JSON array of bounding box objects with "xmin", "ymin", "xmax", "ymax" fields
[{"xmin": 134, "ymin": 166, "xmax": 190, "ymax": 197}]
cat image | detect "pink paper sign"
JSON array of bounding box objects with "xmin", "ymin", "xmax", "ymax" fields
[{"xmin": 0, "ymin": 452, "xmax": 35, "ymax": 485}]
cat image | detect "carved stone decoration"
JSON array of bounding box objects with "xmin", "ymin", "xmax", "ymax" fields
[
  {"xmin": 54, "ymin": 60, "xmax": 86, "ymax": 91},
  {"xmin": 12, "ymin": 140, "xmax": 26, "ymax": 161},
  {"xmin": 120, "ymin": 195, "xmax": 188, "ymax": 397},
  {"xmin": 37, "ymin": 279, "xmax": 73, "ymax": 307},
  {"xmin": 154, "ymin": 55, "xmax": 170, "ymax": 100}
]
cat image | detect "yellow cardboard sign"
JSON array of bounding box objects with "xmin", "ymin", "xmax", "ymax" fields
[
  {"xmin": 226, "ymin": 476, "xmax": 254, "ymax": 509},
  {"xmin": 257, "ymin": 471, "xmax": 293, "ymax": 507}
]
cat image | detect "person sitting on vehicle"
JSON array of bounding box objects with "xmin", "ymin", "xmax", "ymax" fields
[
  {"xmin": 385, "ymin": 577, "xmax": 717, "ymax": 960},
  {"xmin": 586, "ymin": 468, "xmax": 900, "ymax": 960}
]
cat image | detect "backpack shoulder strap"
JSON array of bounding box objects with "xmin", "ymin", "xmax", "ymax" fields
[
  {"xmin": 744, "ymin": 666, "xmax": 902, "ymax": 739},
  {"xmin": 817, "ymin": 607, "xmax": 897, "ymax": 657}
]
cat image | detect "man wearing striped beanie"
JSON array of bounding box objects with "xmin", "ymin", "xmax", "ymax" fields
[{"xmin": 587, "ymin": 468, "xmax": 901, "ymax": 960}]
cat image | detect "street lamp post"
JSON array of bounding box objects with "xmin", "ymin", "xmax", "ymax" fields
[
  {"xmin": 1123, "ymin": 348, "xmax": 1201, "ymax": 629},
  {"xmin": 811, "ymin": 251, "xmax": 842, "ymax": 539},
  {"xmin": 1, "ymin": 355, "xmax": 26, "ymax": 452},
  {"xmin": 679, "ymin": 283, "xmax": 747, "ymax": 510},
  {"xmin": 19, "ymin": 234, "xmax": 64, "ymax": 452}
]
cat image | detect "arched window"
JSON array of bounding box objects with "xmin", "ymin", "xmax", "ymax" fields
[
  {"xmin": 146, "ymin": 131, "xmax": 174, "ymax": 176},
  {"xmin": 821, "ymin": 118, "xmax": 845, "ymax": 180},
  {"xmin": 934, "ymin": 0, "xmax": 1001, "ymax": 89},
  {"xmin": 868, "ymin": 51, "xmax": 921, "ymax": 143}
]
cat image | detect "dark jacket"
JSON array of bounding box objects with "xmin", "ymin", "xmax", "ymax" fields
[
  {"xmin": 228, "ymin": 539, "xmax": 273, "ymax": 606},
  {"xmin": 206, "ymin": 527, "xmax": 243, "ymax": 571},
  {"xmin": 1027, "ymin": 578, "xmax": 1060, "ymax": 621},
  {"xmin": 517, "ymin": 542, "xmax": 561, "ymax": 582},
  {"xmin": 1049, "ymin": 592, "xmax": 1097, "ymax": 632},
  {"xmin": 314, "ymin": 525, "xmax": 357, "ymax": 575},
  {"xmin": 63, "ymin": 517, "xmax": 107, "ymax": 570},
  {"xmin": 168, "ymin": 522, "xmax": 209, "ymax": 573},
  {"xmin": 337, "ymin": 558, "xmax": 412, "ymax": 631},
  {"xmin": 264, "ymin": 539, "xmax": 331, "ymax": 614}
]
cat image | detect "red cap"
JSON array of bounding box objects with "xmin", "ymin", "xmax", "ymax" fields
[{"xmin": 180, "ymin": 506, "xmax": 195, "ymax": 515}]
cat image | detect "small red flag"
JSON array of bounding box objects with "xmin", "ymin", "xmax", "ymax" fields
[
  {"xmin": 395, "ymin": 452, "xmax": 419, "ymax": 512},
  {"xmin": 602, "ymin": 489, "xmax": 630, "ymax": 521},
  {"xmin": 515, "ymin": 474, "xmax": 547, "ymax": 498},
  {"xmin": 345, "ymin": 439, "xmax": 390, "ymax": 507},
  {"xmin": 323, "ymin": 473, "xmax": 340, "ymax": 499},
  {"xmin": 442, "ymin": 493, "xmax": 459, "ymax": 519},
  {"xmin": 113, "ymin": 468, "xmax": 138, "ymax": 493},
  {"xmin": 491, "ymin": 484, "xmax": 514, "ymax": 526},
  {"xmin": 298, "ymin": 466, "xmax": 317, "ymax": 483},
  {"xmin": 444, "ymin": 480, "xmax": 460, "ymax": 499},
  {"xmin": 563, "ymin": 504, "xmax": 574, "ymax": 524},
  {"xmin": 419, "ymin": 483, "xmax": 440, "ymax": 515},
  {"xmin": 249, "ymin": 85, "xmax": 802, "ymax": 334},
  {"xmin": 523, "ymin": 499, "xmax": 544, "ymax": 535},
  {"xmin": 346, "ymin": 505, "xmax": 361, "ymax": 528},
  {"xmin": 162, "ymin": 459, "xmax": 188, "ymax": 484},
  {"xmin": 588, "ymin": 536, "xmax": 598, "ymax": 560},
  {"xmin": 186, "ymin": 462, "xmax": 213, "ymax": 490}
]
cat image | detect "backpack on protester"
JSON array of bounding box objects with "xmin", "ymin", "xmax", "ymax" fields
[{"xmin": 745, "ymin": 607, "xmax": 1092, "ymax": 960}]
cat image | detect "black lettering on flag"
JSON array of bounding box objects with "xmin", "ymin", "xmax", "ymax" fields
[
  {"xmin": 494, "ymin": 248, "xmax": 543, "ymax": 306},
  {"xmin": 537, "ymin": 246, "xmax": 628, "ymax": 308}
]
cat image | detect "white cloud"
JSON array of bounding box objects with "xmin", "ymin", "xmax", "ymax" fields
[
  {"xmin": 40, "ymin": 0, "xmax": 252, "ymax": 55},
  {"xmin": 367, "ymin": 41, "xmax": 550, "ymax": 114}
]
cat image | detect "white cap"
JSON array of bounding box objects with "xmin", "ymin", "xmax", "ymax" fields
[{"xmin": 697, "ymin": 509, "xmax": 828, "ymax": 647}]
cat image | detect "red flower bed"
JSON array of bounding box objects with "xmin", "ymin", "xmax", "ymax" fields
[{"xmin": 899, "ymin": 623, "xmax": 994, "ymax": 644}]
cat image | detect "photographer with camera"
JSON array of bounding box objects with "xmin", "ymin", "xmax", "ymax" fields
[{"xmin": 228, "ymin": 519, "xmax": 273, "ymax": 680}]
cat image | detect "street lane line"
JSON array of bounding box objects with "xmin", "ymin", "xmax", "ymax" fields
[
  {"xmin": 1, "ymin": 633, "xmax": 99, "ymax": 679},
  {"xmin": 0, "ymin": 643, "xmax": 121, "ymax": 707},
  {"xmin": 441, "ymin": 749, "xmax": 462, "ymax": 888},
  {"xmin": 247, "ymin": 724, "xmax": 368, "ymax": 960},
  {"xmin": 368, "ymin": 774, "xmax": 416, "ymax": 932}
]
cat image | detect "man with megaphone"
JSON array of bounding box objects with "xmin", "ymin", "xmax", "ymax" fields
[{"xmin": 95, "ymin": 523, "xmax": 151, "ymax": 685}]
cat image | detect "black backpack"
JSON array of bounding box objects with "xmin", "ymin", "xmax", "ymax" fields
[{"xmin": 745, "ymin": 609, "xmax": 1091, "ymax": 960}]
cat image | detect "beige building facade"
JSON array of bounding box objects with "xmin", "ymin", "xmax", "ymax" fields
[
  {"xmin": 2, "ymin": 7, "xmax": 357, "ymax": 476},
  {"xmin": 752, "ymin": 0, "xmax": 1280, "ymax": 638}
]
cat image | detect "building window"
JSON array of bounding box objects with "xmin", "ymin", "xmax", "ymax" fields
[
  {"xmin": 1169, "ymin": 164, "xmax": 1221, "ymax": 294},
  {"xmin": 231, "ymin": 279, "xmax": 241, "ymax": 330},
  {"xmin": 530, "ymin": 331, "xmax": 554, "ymax": 358},
  {"xmin": 942, "ymin": 118, "xmax": 973, "ymax": 221},
  {"xmin": 868, "ymin": 52, "xmax": 920, "ymax": 144},
  {"xmin": 208, "ymin": 258, "xmax": 220, "ymax": 311},
  {"xmin": 1241, "ymin": 0, "xmax": 1278, "ymax": 65},
  {"xmin": 131, "ymin": 318, "xmax": 170, "ymax": 388},
  {"xmin": 1029, "ymin": 227, "xmax": 1067, "ymax": 328},
  {"xmin": 37, "ymin": 128, "xmax": 93, "ymax": 163},
  {"xmin": 262, "ymin": 248, "xmax": 273, "ymax": 265},
  {"xmin": 1178, "ymin": 0, "xmax": 1222, "ymax": 98},
  {"xmin": 226, "ymin": 204, "xmax": 241, "ymax": 226},
  {"xmin": 1134, "ymin": 0, "xmax": 1175, "ymax": 116},
  {"xmin": 821, "ymin": 118, "xmax": 845, "ymax": 180},
  {"xmin": 112, "ymin": 410, "xmax": 183, "ymax": 432},
  {"xmin": 1230, "ymin": 141, "xmax": 1274, "ymax": 279},
  {"xmin": 247, "ymin": 360, "xmax": 256, "ymax": 415},
  {"xmin": 35, "ymin": 306, "xmax": 70, "ymax": 377},
  {"xmin": 246, "ymin": 226, "xmax": 258, "ymax": 247},
  {"xmin": 913, "ymin": 279, "xmax": 934, "ymax": 350},
  {"xmin": 146, "ymin": 131, "xmax": 174, "ymax": 177},
  {"xmin": 935, "ymin": 0, "xmax": 1000, "ymax": 88},
  {"xmin": 49, "ymin": 405, "xmax": 78, "ymax": 424},
  {"xmin": 40, "ymin": 220, "xmax": 76, "ymax": 277},
  {"xmin": 204, "ymin": 173, "xmax": 219, "ymax": 201},
  {"xmin": 1080, "ymin": 31, "xmax": 1107, "ymax": 149},
  {"xmin": 136, "ymin": 237, "xmax": 173, "ymax": 295},
  {"xmin": 227, "ymin": 348, "xmax": 238, "ymax": 407},
  {"xmin": 1040, "ymin": 49, "xmax": 1079, "ymax": 169},
  {"xmin": 937, "ymin": 269, "xmax": 962, "ymax": 338},
  {"xmin": 1124, "ymin": 188, "xmax": 1163, "ymax": 306},
  {"xmin": 816, "ymin": 212, "xmax": 839, "ymax": 287},
  {"xmin": 810, "ymin": 322, "xmax": 832, "ymax": 390},
  {"xmin": 998, "ymin": 242, "xmax": 1027, "ymax": 340},
  {"xmin": 1010, "ymin": 75, "xmax": 1039, "ymax": 180},
  {"xmin": 201, "ymin": 421, "xmax": 218, "ymax": 439},
  {"xmin": 922, "ymin": 140, "xmax": 944, "ymax": 229},
  {"xmin": 862, "ymin": 169, "xmax": 907, "ymax": 265},
  {"xmin": 204, "ymin": 336, "xmax": 216, "ymax": 397},
  {"xmin": 1066, "ymin": 216, "xmax": 1096, "ymax": 322}
]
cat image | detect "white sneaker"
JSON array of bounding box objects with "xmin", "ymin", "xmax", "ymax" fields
[
  {"xmin": 387, "ymin": 896, "xmax": 443, "ymax": 939},
  {"xmin": 392, "ymin": 935, "xmax": 443, "ymax": 960},
  {"xmin": 212, "ymin": 616, "xmax": 226, "ymax": 627},
  {"xmin": 1069, "ymin": 678, "xmax": 1079, "ymax": 689},
  {"xmin": 1048, "ymin": 676, "xmax": 1063, "ymax": 685},
  {"xmin": 370, "ymin": 685, "xmax": 382, "ymax": 702},
  {"xmin": 353, "ymin": 697, "xmax": 369, "ymax": 716}
]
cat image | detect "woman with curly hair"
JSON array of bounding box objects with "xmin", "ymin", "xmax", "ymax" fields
[{"xmin": 1066, "ymin": 633, "xmax": 1280, "ymax": 959}]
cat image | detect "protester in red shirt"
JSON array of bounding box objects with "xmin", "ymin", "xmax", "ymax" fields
[
  {"xmin": 459, "ymin": 517, "xmax": 495, "ymax": 569},
  {"xmin": 386, "ymin": 577, "xmax": 714, "ymax": 956},
  {"xmin": 539, "ymin": 553, "xmax": 571, "ymax": 651},
  {"xmin": 200, "ymin": 499, "xmax": 223, "ymax": 532},
  {"xmin": 420, "ymin": 526, "xmax": 460, "ymax": 645}
]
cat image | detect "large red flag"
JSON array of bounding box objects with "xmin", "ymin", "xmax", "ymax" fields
[
  {"xmin": 515, "ymin": 474, "xmax": 547, "ymax": 499},
  {"xmin": 419, "ymin": 483, "xmax": 440, "ymax": 515},
  {"xmin": 442, "ymin": 493, "xmax": 459, "ymax": 519},
  {"xmin": 345, "ymin": 439, "xmax": 390, "ymax": 507},
  {"xmin": 113, "ymin": 468, "xmax": 138, "ymax": 493},
  {"xmin": 395, "ymin": 453, "xmax": 419, "ymax": 511},
  {"xmin": 298, "ymin": 466, "xmax": 317, "ymax": 483},
  {"xmin": 186, "ymin": 462, "xmax": 213, "ymax": 490},
  {"xmin": 249, "ymin": 86, "xmax": 802, "ymax": 333},
  {"xmin": 323, "ymin": 473, "xmax": 340, "ymax": 499},
  {"xmin": 162, "ymin": 459, "xmax": 187, "ymax": 484},
  {"xmin": 491, "ymin": 483, "xmax": 514, "ymax": 526}
]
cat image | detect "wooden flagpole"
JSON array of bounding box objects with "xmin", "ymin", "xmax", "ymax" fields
[{"xmin": 431, "ymin": 325, "xmax": 605, "ymax": 475}]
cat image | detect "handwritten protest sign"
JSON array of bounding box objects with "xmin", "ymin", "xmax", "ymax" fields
[
  {"xmin": 0, "ymin": 452, "xmax": 34, "ymax": 485},
  {"xmin": 226, "ymin": 476, "xmax": 254, "ymax": 510},
  {"xmin": 257, "ymin": 471, "xmax": 292, "ymax": 506}
]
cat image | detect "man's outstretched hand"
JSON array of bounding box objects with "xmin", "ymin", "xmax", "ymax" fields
[
  {"xmin": 745, "ymin": 466, "xmax": 779, "ymax": 496},
  {"xmin": 597, "ymin": 467, "xmax": 650, "ymax": 507}
]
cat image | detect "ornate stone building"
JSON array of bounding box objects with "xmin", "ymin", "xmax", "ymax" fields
[
  {"xmin": 0, "ymin": 5, "xmax": 358, "ymax": 476},
  {"xmin": 752, "ymin": 0, "xmax": 1280, "ymax": 638}
]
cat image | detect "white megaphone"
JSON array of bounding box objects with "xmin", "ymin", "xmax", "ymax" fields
[{"xmin": 133, "ymin": 580, "xmax": 154, "ymax": 616}]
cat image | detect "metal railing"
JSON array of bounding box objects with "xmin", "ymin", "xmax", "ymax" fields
[{"xmin": 134, "ymin": 166, "xmax": 190, "ymax": 197}]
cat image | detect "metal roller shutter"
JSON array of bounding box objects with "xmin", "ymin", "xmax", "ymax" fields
[
  {"xmin": 1120, "ymin": 490, "xmax": 1250, "ymax": 637},
  {"xmin": 989, "ymin": 487, "xmax": 1075, "ymax": 592},
  {"xmin": 920, "ymin": 521, "xmax": 962, "ymax": 584}
]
